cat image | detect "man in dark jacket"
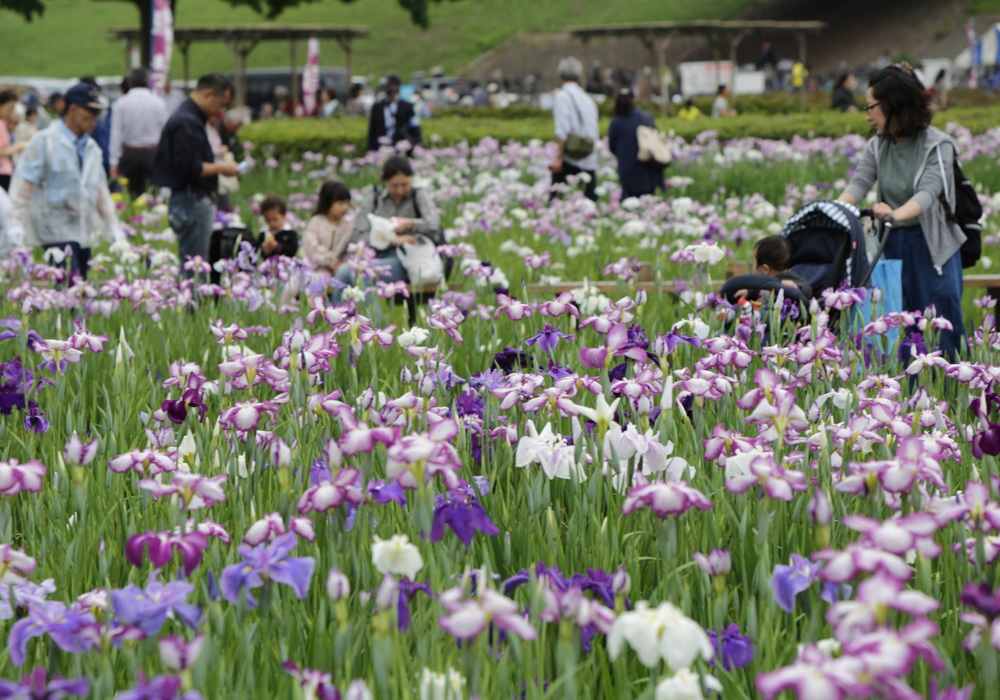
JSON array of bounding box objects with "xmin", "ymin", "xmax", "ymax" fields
[
  {"xmin": 153, "ymin": 73, "xmax": 239, "ymax": 278},
  {"xmin": 366, "ymin": 74, "xmax": 420, "ymax": 153}
]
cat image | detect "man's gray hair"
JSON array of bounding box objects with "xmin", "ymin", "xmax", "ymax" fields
[{"xmin": 557, "ymin": 57, "xmax": 583, "ymax": 82}]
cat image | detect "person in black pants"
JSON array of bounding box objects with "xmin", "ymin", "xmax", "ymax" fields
[
  {"xmin": 367, "ymin": 74, "xmax": 420, "ymax": 153},
  {"xmin": 153, "ymin": 74, "xmax": 239, "ymax": 278},
  {"xmin": 111, "ymin": 68, "xmax": 168, "ymax": 197}
]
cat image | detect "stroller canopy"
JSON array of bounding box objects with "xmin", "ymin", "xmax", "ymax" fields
[{"xmin": 781, "ymin": 200, "xmax": 871, "ymax": 297}]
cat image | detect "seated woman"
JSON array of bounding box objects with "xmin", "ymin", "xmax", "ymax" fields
[
  {"xmin": 721, "ymin": 236, "xmax": 812, "ymax": 305},
  {"xmin": 336, "ymin": 154, "xmax": 442, "ymax": 287}
]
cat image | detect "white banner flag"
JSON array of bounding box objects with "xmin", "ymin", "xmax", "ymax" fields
[
  {"xmin": 150, "ymin": 0, "xmax": 174, "ymax": 97},
  {"xmin": 302, "ymin": 37, "xmax": 320, "ymax": 116}
]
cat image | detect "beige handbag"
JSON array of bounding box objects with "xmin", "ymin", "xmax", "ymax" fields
[{"xmin": 637, "ymin": 125, "xmax": 673, "ymax": 169}]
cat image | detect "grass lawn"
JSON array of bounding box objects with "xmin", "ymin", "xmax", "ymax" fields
[{"xmin": 0, "ymin": 0, "xmax": 755, "ymax": 81}]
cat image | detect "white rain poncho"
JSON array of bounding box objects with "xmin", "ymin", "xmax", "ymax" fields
[{"xmin": 8, "ymin": 121, "xmax": 123, "ymax": 252}]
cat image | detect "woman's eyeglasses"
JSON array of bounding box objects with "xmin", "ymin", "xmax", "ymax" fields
[{"xmin": 864, "ymin": 102, "xmax": 881, "ymax": 113}]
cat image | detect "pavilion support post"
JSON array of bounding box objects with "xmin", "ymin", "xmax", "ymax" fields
[
  {"xmin": 180, "ymin": 41, "xmax": 191, "ymax": 94},
  {"xmin": 656, "ymin": 35, "xmax": 672, "ymax": 116},
  {"xmin": 336, "ymin": 36, "xmax": 355, "ymax": 92},
  {"xmin": 290, "ymin": 39, "xmax": 299, "ymax": 112},
  {"xmin": 345, "ymin": 39, "xmax": 353, "ymax": 85},
  {"xmin": 581, "ymin": 36, "xmax": 590, "ymax": 86},
  {"xmin": 729, "ymin": 31, "xmax": 747, "ymax": 94},
  {"xmin": 711, "ymin": 35, "xmax": 723, "ymax": 92},
  {"xmin": 225, "ymin": 38, "xmax": 259, "ymax": 108},
  {"xmin": 796, "ymin": 32, "xmax": 807, "ymax": 113},
  {"xmin": 123, "ymin": 38, "xmax": 133, "ymax": 73}
]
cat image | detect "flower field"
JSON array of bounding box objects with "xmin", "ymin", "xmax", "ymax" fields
[{"xmin": 4, "ymin": 125, "xmax": 1000, "ymax": 699}]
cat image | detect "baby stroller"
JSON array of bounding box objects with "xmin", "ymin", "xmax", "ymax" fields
[
  {"xmin": 780, "ymin": 200, "xmax": 874, "ymax": 297},
  {"xmin": 720, "ymin": 200, "xmax": 874, "ymax": 307},
  {"xmin": 208, "ymin": 225, "xmax": 253, "ymax": 286}
]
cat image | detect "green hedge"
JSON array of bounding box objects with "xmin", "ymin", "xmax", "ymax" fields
[{"xmin": 242, "ymin": 106, "xmax": 1000, "ymax": 161}]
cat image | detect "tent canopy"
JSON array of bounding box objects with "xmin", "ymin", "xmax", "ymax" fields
[{"xmin": 955, "ymin": 23, "xmax": 1000, "ymax": 69}]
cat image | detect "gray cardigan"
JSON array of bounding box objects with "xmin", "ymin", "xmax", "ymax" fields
[{"xmin": 843, "ymin": 126, "xmax": 966, "ymax": 273}]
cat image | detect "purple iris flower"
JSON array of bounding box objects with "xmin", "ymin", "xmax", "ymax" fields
[
  {"xmin": 771, "ymin": 554, "xmax": 819, "ymax": 613},
  {"xmin": 430, "ymin": 483, "xmax": 499, "ymax": 546},
  {"xmin": 820, "ymin": 581, "xmax": 853, "ymax": 605},
  {"xmin": 368, "ymin": 479, "xmax": 407, "ymax": 506},
  {"xmin": 491, "ymin": 347, "xmax": 533, "ymax": 374},
  {"xmin": 113, "ymin": 672, "xmax": 203, "ymax": 700},
  {"xmin": 525, "ymin": 324, "xmax": 574, "ymax": 354},
  {"xmin": 468, "ymin": 369, "xmax": 504, "ymax": 391},
  {"xmin": 930, "ymin": 680, "xmax": 974, "ymax": 700},
  {"xmin": 309, "ymin": 459, "xmax": 333, "ymax": 486},
  {"xmin": 626, "ymin": 323, "xmax": 648, "ymax": 350},
  {"xmin": 503, "ymin": 562, "xmax": 569, "ymax": 595},
  {"xmin": 455, "ymin": 391, "xmax": 485, "ymax": 418},
  {"xmin": 126, "ymin": 531, "xmax": 209, "ymax": 577},
  {"xmin": 650, "ymin": 330, "xmax": 701, "ymax": 359},
  {"xmin": 396, "ymin": 578, "xmax": 434, "ymax": 632},
  {"xmin": 8, "ymin": 601, "xmax": 96, "ymax": 667},
  {"xmin": 220, "ymin": 532, "xmax": 315, "ymax": 608},
  {"xmin": 899, "ymin": 331, "xmax": 927, "ymax": 361},
  {"xmin": 161, "ymin": 389, "xmax": 207, "ymax": 425},
  {"xmin": 0, "ymin": 668, "xmax": 89, "ymax": 699},
  {"xmin": 541, "ymin": 361, "xmax": 574, "ymax": 381},
  {"xmin": 111, "ymin": 574, "xmax": 201, "ymax": 636},
  {"xmin": 707, "ymin": 623, "xmax": 755, "ymax": 670},
  {"xmin": 22, "ymin": 404, "xmax": 49, "ymax": 434},
  {"xmin": 608, "ymin": 362, "xmax": 628, "ymax": 382},
  {"xmin": 781, "ymin": 297, "xmax": 801, "ymax": 321},
  {"xmin": 567, "ymin": 571, "xmax": 613, "ymax": 608},
  {"xmin": 973, "ymin": 422, "xmax": 1000, "ymax": 459},
  {"xmin": 0, "ymin": 391, "xmax": 26, "ymax": 415},
  {"xmin": 206, "ymin": 571, "xmax": 219, "ymax": 602},
  {"xmin": 961, "ymin": 582, "xmax": 1000, "ymax": 620}
]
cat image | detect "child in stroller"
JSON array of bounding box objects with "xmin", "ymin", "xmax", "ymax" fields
[
  {"xmin": 721, "ymin": 200, "xmax": 874, "ymax": 310},
  {"xmin": 723, "ymin": 236, "xmax": 813, "ymax": 305}
]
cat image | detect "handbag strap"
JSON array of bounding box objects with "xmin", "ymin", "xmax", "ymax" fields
[{"xmin": 564, "ymin": 87, "xmax": 586, "ymax": 135}]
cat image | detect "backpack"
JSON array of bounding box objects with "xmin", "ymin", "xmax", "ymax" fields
[{"xmin": 937, "ymin": 145, "xmax": 983, "ymax": 268}]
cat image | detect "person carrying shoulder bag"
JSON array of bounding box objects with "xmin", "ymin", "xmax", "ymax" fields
[
  {"xmin": 550, "ymin": 57, "xmax": 600, "ymax": 202},
  {"xmin": 837, "ymin": 64, "xmax": 967, "ymax": 358}
]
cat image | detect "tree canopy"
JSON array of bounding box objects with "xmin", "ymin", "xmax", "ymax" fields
[
  {"xmin": 1, "ymin": 0, "xmax": 445, "ymax": 71},
  {"xmin": 1, "ymin": 0, "xmax": 445, "ymax": 29}
]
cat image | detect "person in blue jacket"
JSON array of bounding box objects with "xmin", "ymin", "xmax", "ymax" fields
[{"xmin": 607, "ymin": 89, "xmax": 664, "ymax": 201}]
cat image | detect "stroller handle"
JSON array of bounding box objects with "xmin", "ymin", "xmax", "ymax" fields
[{"xmin": 856, "ymin": 216, "xmax": 893, "ymax": 290}]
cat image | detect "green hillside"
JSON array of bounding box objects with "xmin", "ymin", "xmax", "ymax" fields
[{"xmin": 0, "ymin": 0, "xmax": 755, "ymax": 80}]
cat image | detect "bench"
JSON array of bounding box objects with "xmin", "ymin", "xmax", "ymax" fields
[{"xmin": 404, "ymin": 272, "xmax": 1000, "ymax": 323}]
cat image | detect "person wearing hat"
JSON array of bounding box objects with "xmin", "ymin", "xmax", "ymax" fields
[
  {"xmin": 153, "ymin": 73, "xmax": 239, "ymax": 278},
  {"xmin": 7, "ymin": 82, "xmax": 124, "ymax": 280},
  {"xmin": 366, "ymin": 74, "xmax": 420, "ymax": 153}
]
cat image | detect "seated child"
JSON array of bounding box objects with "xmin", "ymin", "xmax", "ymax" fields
[
  {"xmin": 721, "ymin": 235, "xmax": 813, "ymax": 304},
  {"xmin": 257, "ymin": 194, "xmax": 299, "ymax": 260},
  {"xmin": 302, "ymin": 180, "xmax": 353, "ymax": 276}
]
